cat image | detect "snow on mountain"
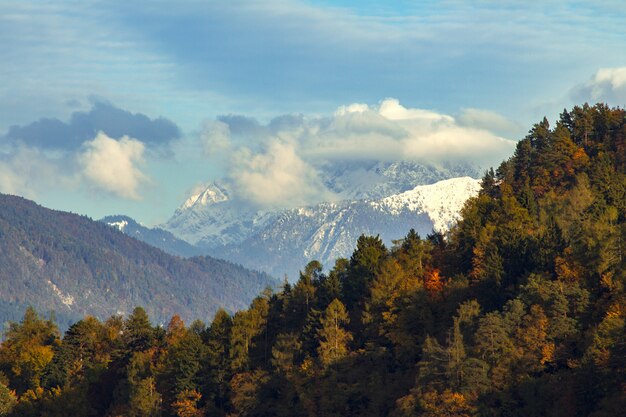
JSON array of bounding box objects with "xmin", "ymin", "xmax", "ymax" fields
[
  {"xmin": 159, "ymin": 162, "xmax": 482, "ymax": 278},
  {"xmin": 178, "ymin": 182, "xmax": 229, "ymax": 212},
  {"xmin": 319, "ymin": 160, "xmax": 480, "ymax": 200},
  {"xmin": 163, "ymin": 161, "xmax": 480, "ymax": 249},
  {"xmin": 107, "ymin": 219, "xmax": 128, "ymax": 232},
  {"xmin": 101, "ymin": 215, "xmax": 203, "ymax": 257},
  {"xmin": 210, "ymin": 176, "xmax": 481, "ymax": 279},
  {"xmin": 164, "ymin": 183, "xmax": 275, "ymax": 248},
  {"xmin": 373, "ymin": 176, "xmax": 482, "ymax": 232}
]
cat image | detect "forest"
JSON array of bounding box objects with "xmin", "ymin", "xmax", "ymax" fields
[{"xmin": 0, "ymin": 103, "xmax": 625, "ymax": 416}]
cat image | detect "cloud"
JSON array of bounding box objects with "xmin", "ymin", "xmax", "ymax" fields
[
  {"xmin": 231, "ymin": 139, "xmax": 333, "ymax": 208},
  {"xmin": 0, "ymin": 146, "xmax": 76, "ymax": 198},
  {"xmin": 4, "ymin": 102, "xmax": 180, "ymax": 151},
  {"xmin": 78, "ymin": 132, "xmax": 150, "ymax": 200},
  {"xmin": 301, "ymin": 99, "xmax": 515, "ymax": 164},
  {"xmin": 571, "ymin": 67, "xmax": 626, "ymax": 104},
  {"xmin": 199, "ymin": 120, "xmax": 232, "ymax": 156},
  {"xmin": 205, "ymin": 98, "xmax": 516, "ymax": 207},
  {"xmin": 378, "ymin": 99, "xmax": 454, "ymax": 123},
  {"xmin": 457, "ymin": 108, "xmax": 524, "ymax": 138}
]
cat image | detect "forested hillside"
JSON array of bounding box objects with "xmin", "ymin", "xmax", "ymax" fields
[
  {"xmin": 1, "ymin": 103, "xmax": 625, "ymax": 416},
  {"xmin": 0, "ymin": 195, "xmax": 276, "ymax": 328}
]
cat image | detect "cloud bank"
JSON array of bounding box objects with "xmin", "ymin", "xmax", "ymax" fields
[
  {"xmin": 201, "ymin": 98, "xmax": 517, "ymax": 208},
  {"xmin": 0, "ymin": 131, "xmax": 152, "ymax": 202},
  {"xmin": 4, "ymin": 102, "xmax": 180, "ymax": 151}
]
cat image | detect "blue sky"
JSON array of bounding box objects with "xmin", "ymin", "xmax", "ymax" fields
[{"xmin": 1, "ymin": 0, "xmax": 626, "ymax": 225}]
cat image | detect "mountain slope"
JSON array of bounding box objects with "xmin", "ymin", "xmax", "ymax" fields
[
  {"xmin": 213, "ymin": 177, "xmax": 481, "ymax": 278},
  {"xmin": 100, "ymin": 215, "xmax": 203, "ymax": 257},
  {"xmin": 0, "ymin": 194, "xmax": 277, "ymax": 328}
]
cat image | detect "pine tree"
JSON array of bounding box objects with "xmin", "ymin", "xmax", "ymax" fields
[
  {"xmin": 317, "ymin": 299, "xmax": 352, "ymax": 367},
  {"xmin": 124, "ymin": 307, "xmax": 154, "ymax": 352}
]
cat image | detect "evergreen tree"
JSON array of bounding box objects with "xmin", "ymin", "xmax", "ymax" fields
[{"xmin": 317, "ymin": 299, "xmax": 352, "ymax": 367}]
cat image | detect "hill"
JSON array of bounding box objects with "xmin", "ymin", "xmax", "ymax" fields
[{"xmin": 0, "ymin": 194, "xmax": 277, "ymax": 328}]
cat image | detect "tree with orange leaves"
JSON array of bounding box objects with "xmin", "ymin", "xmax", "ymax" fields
[{"xmin": 424, "ymin": 268, "xmax": 444, "ymax": 296}]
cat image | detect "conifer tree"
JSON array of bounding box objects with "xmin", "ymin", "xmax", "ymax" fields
[{"xmin": 317, "ymin": 299, "xmax": 352, "ymax": 367}]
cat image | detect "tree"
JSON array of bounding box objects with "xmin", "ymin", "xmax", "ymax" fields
[
  {"xmin": 446, "ymin": 319, "xmax": 466, "ymax": 390},
  {"xmin": 317, "ymin": 299, "xmax": 352, "ymax": 367},
  {"xmin": 128, "ymin": 376, "xmax": 161, "ymax": 417},
  {"xmin": 202, "ymin": 308, "xmax": 232, "ymax": 412},
  {"xmin": 0, "ymin": 307, "xmax": 59, "ymax": 394},
  {"xmin": 419, "ymin": 389, "xmax": 475, "ymax": 417},
  {"xmin": 271, "ymin": 333, "xmax": 302, "ymax": 374},
  {"xmin": 475, "ymin": 312, "xmax": 512, "ymax": 367},
  {"xmin": 0, "ymin": 381, "xmax": 16, "ymax": 416},
  {"xmin": 344, "ymin": 235, "xmax": 387, "ymax": 308},
  {"xmin": 124, "ymin": 307, "xmax": 154, "ymax": 352},
  {"xmin": 393, "ymin": 229, "xmax": 430, "ymax": 280},
  {"xmin": 171, "ymin": 389, "xmax": 202, "ymax": 417},
  {"xmin": 424, "ymin": 268, "xmax": 445, "ymax": 297},
  {"xmin": 163, "ymin": 329, "xmax": 204, "ymax": 410},
  {"xmin": 121, "ymin": 351, "xmax": 162, "ymax": 417},
  {"xmin": 230, "ymin": 295, "xmax": 269, "ymax": 371},
  {"xmin": 367, "ymin": 257, "xmax": 409, "ymax": 341}
]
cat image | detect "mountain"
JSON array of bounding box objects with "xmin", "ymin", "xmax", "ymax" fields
[
  {"xmin": 0, "ymin": 194, "xmax": 277, "ymax": 328},
  {"xmin": 318, "ymin": 160, "xmax": 481, "ymax": 200},
  {"xmin": 158, "ymin": 162, "xmax": 482, "ymax": 279},
  {"xmin": 100, "ymin": 215, "xmax": 203, "ymax": 257},
  {"xmin": 165, "ymin": 182, "xmax": 275, "ymax": 249},
  {"xmin": 163, "ymin": 161, "xmax": 481, "ymax": 250},
  {"xmin": 212, "ymin": 177, "xmax": 481, "ymax": 278}
]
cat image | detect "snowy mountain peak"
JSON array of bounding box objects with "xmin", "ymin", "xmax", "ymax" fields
[
  {"xmin": 179, "ymin": 182, "xmax": 229, "ymax": 212},
  {"xmin": 375, "ymin": 176, "xmax": 481, "ymax": 232},
  {"xmin": 162, "ymin": 162, "xmax": 483, "ymax": 278}
]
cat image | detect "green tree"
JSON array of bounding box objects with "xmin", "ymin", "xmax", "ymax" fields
[
  {"xmin": 124, "ymin": 307, "xmax": 155, "ymax": 352},
  {"xmin": 317, "ymin": 299, "xmax": 352, "ymax": 367},
  {"xmin": 343, "ymin": 235, "xmax": 387, "ymax": 309},
  {"xmin": 271, "ymin": 333, "xmax": 302, "ymax": 374}
]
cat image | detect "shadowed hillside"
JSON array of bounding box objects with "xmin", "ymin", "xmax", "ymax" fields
[{"xmin": 0, "ymin": 194, "xmax": 277, "ymax": 328}]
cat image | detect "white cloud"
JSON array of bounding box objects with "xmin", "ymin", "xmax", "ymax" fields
[
  {"xmin": 590, "ymin": 67, "xmax": 626, "ymax": 92},
  {"xmin": 302, "ymin": 99, "xmax": 515, "ymax": 164},
  {"xmin": 572, "ymin": 67, "xmax": 626, "ymax": 104},
  {"xmin": 231, "ymin": 139, "xmax": 334, "ymax": 208},
  {"xmin": 458, "ymin": 108, "xmax": 523, "ymax": 137},
  {"xmin": 334, "ymin": 103, "xmax": 370, "ymax": 116},
  {"xmin": 378, "ymin": 98, "xmax": 453, "ymax": 123},
  {"xmin": 78, "ymin": 132, "xmax": 150, "ymax": 200},
  {"xmin": 206, "ymin": 98, "xmax": 517, "ymax": 207},
  {"xmin": 0, "ymin": 147, "xmax": 74, "ymax": 197}
]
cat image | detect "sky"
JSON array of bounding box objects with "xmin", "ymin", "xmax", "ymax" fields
[{"xmin": 1, "ymin": 0, "xmax": 626, "ymax": 225}]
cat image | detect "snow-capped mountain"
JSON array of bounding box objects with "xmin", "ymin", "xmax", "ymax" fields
[
  {"xmin": 156, "ymin": 161, "xmax": 482, "ymax": 278},
  {"xmin": 164, "ymin": 182, "xmax": 275, "ymax": 248},
  {"xmin": 211, "ymin": 177, "xmax": 480, "ymax": 278},
  {"xmin": 320, "ymin": 160, "xmax": 481, "ymax": 200},
  {"xmin": 163, "ymin": 161, "xmax": 481, "ymax": 248}
]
